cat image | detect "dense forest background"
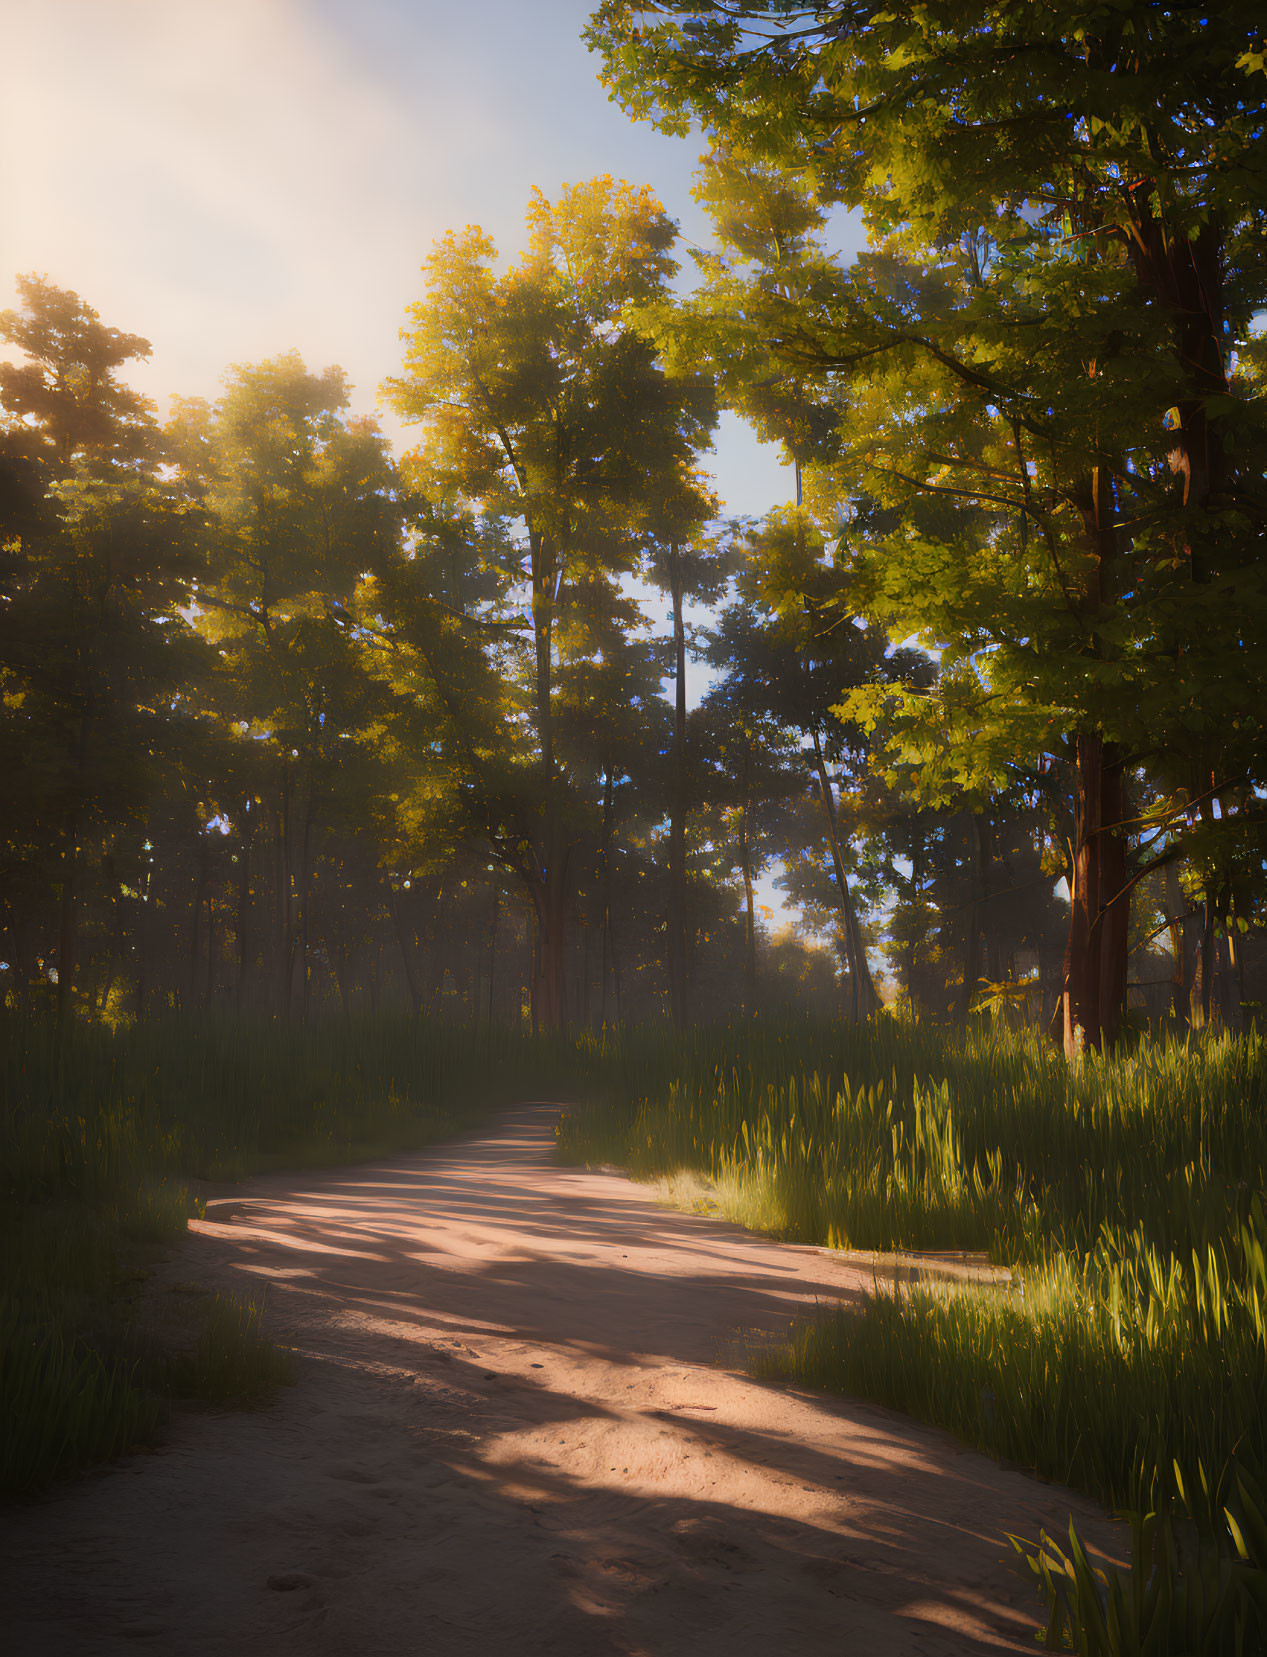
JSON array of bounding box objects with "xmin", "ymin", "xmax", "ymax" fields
[{"xmin": 3, "ymin": 14, "xmax": 1266, "ymax": 1048}]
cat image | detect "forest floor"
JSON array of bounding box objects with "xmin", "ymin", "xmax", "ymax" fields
[{"xmin": 3, "ymin": 1105, "xmax": 1121, "ymax": 1656}]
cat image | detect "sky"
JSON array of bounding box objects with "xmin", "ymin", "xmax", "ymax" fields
[{"xmin": 0, "ymin": 0, "xmax": 830, "ymax": 519}]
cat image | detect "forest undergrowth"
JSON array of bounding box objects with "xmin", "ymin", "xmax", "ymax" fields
[
  {"xmin": 0, "ymin": 1013, "xmax": 577, "ymax": 1495},
  {"xmin": 559, "ymin": 1017, "xmax": 1267, "ymax": 1652}
]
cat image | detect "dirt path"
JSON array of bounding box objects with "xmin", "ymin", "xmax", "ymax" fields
[{"xmin": 4, "ymin": 1106, "xmax": 1120, "ymax": 1656}]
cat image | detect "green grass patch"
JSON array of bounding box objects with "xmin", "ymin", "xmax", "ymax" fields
[
  {"xmin": 559, "ymin": 1016, "xmax": 1267, "ymax": 1652},
  {"xmin": 167, "ymin": 1293, "xmax": 294, "ymax": 1405},
  {"xmin": 1, "ymin": 1012, "xmax": 581, "ymax": 1495}
]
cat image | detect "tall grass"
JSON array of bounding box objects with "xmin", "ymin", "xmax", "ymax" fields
[
  {"xmin": 561, "ymin": 1020, "xmax": 1265, "ymax": 1263},
  {"xmin": 2, "ymin": 1012, "xmax": 579, "ymax": 1494},
  {"xmin": 10, "ymin": 1008, "xmax": 1267, "ymax": 1648},
  {"xmin": 560, "ymin": 1017, "xmax": 1267, "ymax": 1652}
]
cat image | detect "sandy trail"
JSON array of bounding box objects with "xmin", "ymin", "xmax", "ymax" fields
[{"xmin": 5, "ymin": 1105, "xmax": 1119, "ymax": 1656}]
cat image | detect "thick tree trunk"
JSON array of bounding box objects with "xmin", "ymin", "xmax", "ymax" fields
[
  {"xmin": 666, "ymin": 545, "xmax": 689, "ymax": 1030},
  {"xmin": 1130, "ymin": 214, "xmax": 1228, "ymax": 580},
  {"xmin": 1062, "ymin": 736, "xmax": 1130, "ymax": 1056}
]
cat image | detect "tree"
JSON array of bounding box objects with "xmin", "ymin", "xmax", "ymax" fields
[
  {"xmin": 640, "ymin": 494, "xmax": 727, "ymax": 1026},
  {"xmin": 169, "ymin": 353, "xmax": 404, "ymax": 1017},
  {"xmin": 694, "ymin": 675, "xmax": 802, "ymax": 1014},
  {"xmin": 0, "ymin": 277, "xmax": 196, "ymax": 1020},
  {"xmin": 383, "ymin": 177, "xmax": 716, "ymax": 1026},
  {"xmin": 587, "ymin": 2, "xmax": 1267, "ymax": 1053}
]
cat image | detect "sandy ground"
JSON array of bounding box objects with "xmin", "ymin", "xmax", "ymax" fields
[{"xmin": 4, "ymin": 1105, "xmax": 1121, "ymax": 1656}]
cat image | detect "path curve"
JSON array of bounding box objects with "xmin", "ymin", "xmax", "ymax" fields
[{"xmin": 5, "ymin": 1105, "xmax": 1119, "ymax": 1656}]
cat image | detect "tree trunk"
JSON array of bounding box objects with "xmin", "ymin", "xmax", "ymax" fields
[
  {"xmin": 740, "ymin": 796, "xmax": 757, "ymax": 1017},
  {"xmin": 388, "ymin": 884, "xmax": 423, "ymax": 1015},
  {"xmin": 298, "ymin": 797, "xmax": 314, "ymax": 1022},
  {"xmin": 666, "ymin": 544, "xmax": 689, "ymax": 1030},
  {"xmin": 531, "ymin": 847, "xmax": 570, "ymax": 1029},
  {"xmin": 486, "ymin": 892, "xmax": 499, "ymax": 1025},
  {"xmin": 274, "ymin": 783, "xmax": 290, "ymax": 1018},
  {"xmin": 580, "ymin": 908, "xmax": 592, "ymax": 1028},
  {"xmin": 235, "ymin": 800, "xmax": 254, "ymax": 1012},
  {"xmin": 333, "ymin": 941, "xmax": 352, "ymax": 1017},
  {"xmin": 1062, "ymin": 735, "xmax": 1129, "ymax": 1055},
  {"xmin": 1130, "ymin": 214, "xmax": 1228, "ymax": 581},
  {"xmin": 905, "ymin": 843, "xmax": 923, "ymax": 1022},
  {"xmin": 1163, "ymin": 857, "xmax": 1200, "ymax": 1025},
  {"xmin": 811, "ymin": 730, "xmax": 880, "ymax": 1020},
  {"xmin": 1213, "ymin": 885, "xmax": 1243, "ymax": 1031},
  {"xmin": 189, "ymin": 839, "xmax": 209, "ymax": 1010},
  {"xmin": 528, "ymin": 528, "xmax": 571, "ymax": 1029},
  {"xmin": 957, "ymin": 812, "xmax": 990, "ymax": 1022},
  {"xmin": 600, "ymin": 768, "xmax": 615, "ymax": 1027},
  {"xmin": 56, "ymin": 833, "xmax": 78, "ymax": 1028}
]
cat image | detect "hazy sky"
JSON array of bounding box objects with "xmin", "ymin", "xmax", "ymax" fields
[{"xmin": 0, "ymin": 0, "xmax": 826, "ymax": 517}]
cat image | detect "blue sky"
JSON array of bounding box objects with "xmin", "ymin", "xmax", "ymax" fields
[{"xmin": 0, "ymin": 0, "xmax": 838, "ymax": 519}]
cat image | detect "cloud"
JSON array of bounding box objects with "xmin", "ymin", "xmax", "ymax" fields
[
  {"xmin": 0, "ymin": 0, "xmax": 797, "ymax": 515},
  {"xmin": 0, "ymin": 0, "xmax": 476, "ymax": 410}
]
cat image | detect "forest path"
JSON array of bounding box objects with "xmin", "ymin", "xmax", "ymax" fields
[{"xmin": 4, "ymin": 1105, "xmax": 1119, "ymax": 1656}]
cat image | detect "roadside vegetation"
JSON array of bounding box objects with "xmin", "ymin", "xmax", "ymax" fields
[
  {"xmin": 0, "ymin": 1014, "xmax": 572, "ymax": 1495},
  {"xmin": 560, "ymin": 1015, "xmax": 1267, "ymax": 1653},
  {"xmin": 6, "ymin": 1001, "xmax": 1266, "ymax": 1645}
]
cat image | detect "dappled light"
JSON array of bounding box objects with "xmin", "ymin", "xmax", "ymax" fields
[{"xmin": 3, "ymin": 1107, "xmax": 1120, "ymax": 1654}]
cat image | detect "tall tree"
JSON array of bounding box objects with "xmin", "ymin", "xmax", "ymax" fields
[
  {"xmin": 587, "ymin": 2, "xmax": 1267, "ymax": 1052},
  {"xmin": 0, "ymin": 277, "xmax": 195, "ymax": 1020},
  {"xmin": 641, "ymin": 496, "xmax": 726, "ymax": 1027},
  {"xmin": 169, "ymin": 353, "xmax": 403, "ymax": 1017},
  {"xmin": 707, "ymin": 511, "xmax": 932, "ymax": 1017},
  {"xmin": 383, "ymin": 177, "xmax": 716, "ymax": 1025}
]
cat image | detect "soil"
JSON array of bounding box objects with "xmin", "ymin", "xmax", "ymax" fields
[{"xmin": 2, "ymin": 1105, "xmax": 1121, "ymax": 1656}]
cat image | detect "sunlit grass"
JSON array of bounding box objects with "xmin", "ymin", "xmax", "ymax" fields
[
  {"xmin": 561, "ymin": 1016, "xmax": 1267, "ymax": 1652},
  {"xmin": 10, "ymin": 1008, "xmax": 1267, "ymax": 1646}
]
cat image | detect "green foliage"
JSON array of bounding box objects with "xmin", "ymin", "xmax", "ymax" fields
[
  {"xmin": 587, "ymin": 0, "xmax": 1267, "ymax": 1054},
  {"xmin": 0, "ymin": 1294, "xmax": 168, "ymax": 1497},
  {"xmin": 380, "ymin": 177, "xmax": 717, "ymax": 1025},
  {"xmin": 759, "ymin": 1208, "xmax": 1267, "ymax": 1519}
]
